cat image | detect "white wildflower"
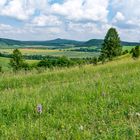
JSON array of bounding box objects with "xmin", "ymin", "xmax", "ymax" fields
[{"xmin": 37, "ymin": 104, "xmax": 42, "ymax": 114}]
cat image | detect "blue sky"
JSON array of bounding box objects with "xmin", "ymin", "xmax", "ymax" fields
[{"xmin": 0, "ymin": 0, "xmax": 140, "ymax": 41}]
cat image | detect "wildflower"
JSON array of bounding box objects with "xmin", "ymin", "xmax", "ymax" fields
[
  {"xmin": 37, "ymin": 104, "xmax": 42, "ymax": 114},
  {"xmin": 79, "ymin": 125, "xmax": 84, "ymax": 131}
]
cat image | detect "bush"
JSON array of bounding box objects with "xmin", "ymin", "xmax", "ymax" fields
[
  {"xmin": 37, "ymin": 59, "xmax": 52, "ymax": 68},
  {"xmin": 122, "ymin": 50, "xmax": 129, "ymax": 55},
  {"xmin": 90, "ymin": 57, "xmax": 98, "ymax": 65},
  {"xmin": 22, "ymin": 62, "xmax": 31, "ymax": 71},
  {"xmin": 132, "ymin": 46, "xmax": 140, "ymax": 59}
]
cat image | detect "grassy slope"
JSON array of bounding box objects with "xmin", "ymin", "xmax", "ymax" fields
[{"xmin": 0, "ymin": 57, "xmax": 140, "ymax": 139}]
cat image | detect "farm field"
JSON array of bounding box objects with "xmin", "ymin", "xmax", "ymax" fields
[
  {"xmin": 0, "ymin": 45, "xmax": 134, "ymax": 59},
  {"xmin": 0, "ymin": 47, "xmax": 99, "ymax": 58},
  {"xmin": 0, "ymin": 56, "xmax": 140, "ymax": 139}
]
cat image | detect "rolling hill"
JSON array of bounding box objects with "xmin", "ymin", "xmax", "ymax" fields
[
  {"xmin": 82, "ymin": 39, "xmax": 140, "ymax": 47},
  {"xmin": 0, "ymin": 38, "xmax": 140, "ymax": 48},
  {"xmin": 0, "ymin": 38, "xmax": 83, "ymax": 47}
]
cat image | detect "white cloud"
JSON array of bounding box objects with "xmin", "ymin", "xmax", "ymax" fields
[
  {"xmin": 0, "ymin": 0, "xmax": 34, "ymax": 20},
  {"xmin": 31, "ymin": 15, "xmax": 62, "ymax": 27},
  {"xmin": 113, "ymin": 12, "xmax": 125, "ymax": 23},
  {"xmin": 0, "ymin": 0, "xmax": 49, "ymax": 21},
  {"xmin": 51, "ymin": 0, "xmax": 109, "ymax": 22},
  {"xmin": 0, "ymin": 0, "xmax": 140, "ymax": 41},
  {"xmin": 111, "ymin": 0, "xmax": 140, "ymax": 27}
]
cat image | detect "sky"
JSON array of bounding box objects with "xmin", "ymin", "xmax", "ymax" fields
[{"xmin": 0, "ymin": 0, "xmax": 140, "ymax": 41}]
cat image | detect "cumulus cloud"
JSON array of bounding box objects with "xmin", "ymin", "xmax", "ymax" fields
[
  {"xmin": 31, "ymin": 15, "xmax": 62, "ymax": 27},
  {"xmin": 0, "ymin": 0, "xmax": 34, "ymax": 20},
  {"xmin": 0, "ymin": 0, "xmax": 49, "ymax": 21},
  {"xmin": 113, "ymin": 12, "xmax": 125, "ymax": 23},
  {"xmin": 51, "ymin": 0, "xmax": 109, "ymax": 22},
  {"xmin": 0, "ymin": 0, "xmax": 139, "ymax": 41},
  {"xmin": 111, "ymin": 0, "xmax": 140, "ymax": 28}
]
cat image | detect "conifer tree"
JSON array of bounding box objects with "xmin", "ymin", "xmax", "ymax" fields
[{"xmin": 100, "ymin": 28, "xmax": 122, "ymax": 61}]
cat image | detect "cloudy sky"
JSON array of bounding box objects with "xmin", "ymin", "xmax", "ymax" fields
[{"xmin": 0, "ymin": 0, "xmax": 140, "ymax": 41}]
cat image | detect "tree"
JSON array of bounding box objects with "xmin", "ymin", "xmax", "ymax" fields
[
  {"xmin": 100, "ymin": 28, "xmax": 122, "ymax": 61},
  {"xmin": 132, "ymin": 46, "xmax": 140, "ymax": 58},
  {"xmin": 91, "ymin": 57, "xmax": 98, "ymax": 65},
  {"xmin": 10, "ymin": 49, "xmax": 24, "ymax": 71}
]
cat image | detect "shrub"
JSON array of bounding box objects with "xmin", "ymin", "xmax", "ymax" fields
[
  {"xmin": 90, "ymin": 57, "xmax": 98, "ymax": 65},
  {"xmin": 132, "ymin": 46, "xmax": 140, "ymax": 59},
  {"xmin": 122, "ymin": 50, "xmax": 129, "ymax": 55}
]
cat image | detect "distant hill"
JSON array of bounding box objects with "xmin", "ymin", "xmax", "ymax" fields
[
  {"xmin": 81, "ymin": 39, "xmax": 104, "ymax": 47},
  {"xmin": 0, "ymin": 38, "xmax": 140, "ymax": 48},
  {"xmin": 0, "ymin": 38, "xmax": 24, "ymax": 46},
  {"xmin": 0, "ymin": 38, "xmax": 83, "ymax": 47},
  {"xmin": 82, "ymin": 39, "xmax": 140, "ymax": 47}
]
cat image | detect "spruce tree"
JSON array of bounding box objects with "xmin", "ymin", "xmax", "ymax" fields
[{"xmin": 100, "ymin": 28, "xmax": 122, "ymax": 61}]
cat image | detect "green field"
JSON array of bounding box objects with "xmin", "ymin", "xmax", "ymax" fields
[
  {"xmin": 0, "ymin": 56, "xmax": 140, "ymax": 139},
  {"xmin": 0, "ymin": 45, "xmax": 134, "ymax": 59},
  {"xmin": 0, "ymin": 47, "xmax": 99, "ymax": 58},
  {"xmin": 0, "ymin": 57, "xmax": 38, "ymax": 71},
  {"xmin": 123, "ymin": 46, "xmax": 135, "ymax": 51}
]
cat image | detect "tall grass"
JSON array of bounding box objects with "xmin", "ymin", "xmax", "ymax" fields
[{"xmin": 0, "ymin": 57, "xmax": 140, "ymax": 139}]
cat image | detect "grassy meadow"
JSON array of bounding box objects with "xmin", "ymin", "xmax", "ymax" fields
[
  {"xmin": 0, "ymin": 56, "xmax": 140, "ymax": 139},
  {"xmin": 0, "ymin": 57, "xmax": 38, "ymax": 71}
]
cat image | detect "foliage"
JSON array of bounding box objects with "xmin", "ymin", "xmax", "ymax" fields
[
  {"xmin": 9, "ymin": 49, "xmax": 24, "ymax": 71},
  {"xmin": 132, "ymin": 46, "xmax": 140, "ymax": 58},
  {"xmin": 122, "ymin": 50, "xmax": 129, "ymax": 55},
  {"xmin": 37, "ymin": 56, "xmax": 75, "ymax": 68},
  {"xmin": 90, "ymin": 57, "xmax": 98, "ymax": 65},
  {"xmin": 100, "ymin": 28, "xmax": 122, "ymax": 61}
]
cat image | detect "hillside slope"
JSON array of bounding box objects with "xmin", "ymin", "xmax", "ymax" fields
[
  {"xmin": 0, "ymin": 57, "xmax": 140, "ymax": 139},
  {"xmin": 0, "ymin": 38, "xmax": 140, "ymax": 48},
  {"xmin": 82, "ymin": 39, "xmax": 140, "ymax": 47},
  {"xmin": 0, "ymin": 38, "xmax": 83, "ymax": 47}
]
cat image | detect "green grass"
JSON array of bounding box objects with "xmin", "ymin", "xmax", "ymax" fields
[
  {"xmin": 0, "ymin": 57, "xmax": 38, "ymax": 71},
  {"xmin": 0, "ymin": 57, "xmax": 11, "ymax": 71},
  {"xmin": 0, "ymin": 57, "xmax": 140, "ymax": 139},
  {"xmin": 123, "ymin": 46, "xmax": 135, "ymax": 51}
]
